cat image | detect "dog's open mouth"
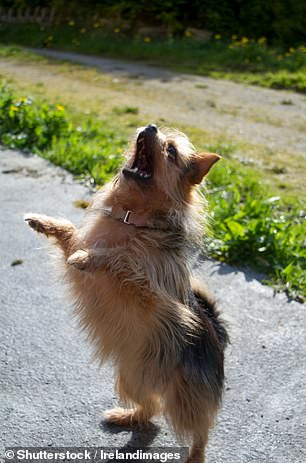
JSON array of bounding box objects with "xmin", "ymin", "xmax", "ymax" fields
[{"xmin": 122, "ymin": 125, "xmax": 157, "ymax": 182}]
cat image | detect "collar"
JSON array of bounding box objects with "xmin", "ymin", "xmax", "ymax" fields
[{"xmin": 100, "ymin": 206, "xmax": 169, "ymax": 230}]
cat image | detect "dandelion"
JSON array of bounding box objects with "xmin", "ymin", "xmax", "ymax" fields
[
  {"xmin": 68, "ymin": 20, "xmax": 75, "ymax": 27},
  {"xmin": 241, "ymin": 37, "xmax": 248, "ymax": 45},
  {"xmin": 215, "ymin": 34, "xmax": 221, "ymax": 40},
  {"xmin": 185, "ymin": 30, "xmax": 192, "ymax": 38},
  {"xmin": 144, "ymin": 37, "xmax": 151, "ymax": 43},
  {"xmin": 114, "ymin": 28, "xmax": 120, "ymax": 33},
  {"xmin": 10, "ymin": 106, "xmax": 19, "ymax": 111},
  {"xmin": 47, "ymin": 36, "xmax": 53, "ymax": 41},
  {"xmin": 80, "ymin": 28, "xmax": 87, "ymax": 33},
  {"xmin": 55, "ymin": 105, "xmax": 64, "ymax": 111},
  {"xmin": 289, "ymin": 47, "xmax": 295, "ymax": 53},
  {"xmin": 257, "ymin": 37, "xmax": 267, "ymax": 45},
  {"xmin": 93, "ymin": 23, "xmax": 100, "ymax": 28},
  {"xmin": 19, "ymin": 97, "xmax": 26, "ymax": 103}
]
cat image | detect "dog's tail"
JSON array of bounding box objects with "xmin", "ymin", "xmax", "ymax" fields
[{"xmin": 190, "ymin": 277, "xmax": 229, "ymax": 349}]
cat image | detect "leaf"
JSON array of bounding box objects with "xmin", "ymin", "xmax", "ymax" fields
[{"xmin": 226, "ymin": 220, "xmax": 246, "ymax": 237}]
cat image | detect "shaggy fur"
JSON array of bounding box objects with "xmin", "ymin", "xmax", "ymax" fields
[{"xmin": 25, "ymin": 125, "xmax": 229, "ymax": 462}]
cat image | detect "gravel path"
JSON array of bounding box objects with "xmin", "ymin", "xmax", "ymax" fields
[
  {"xmin": 29, "ymin": 49, "xmax": 306, "ymax": 157},
  {"xmin": 1, "ymin": 149, "xmax": 305, "ymax": 462}
]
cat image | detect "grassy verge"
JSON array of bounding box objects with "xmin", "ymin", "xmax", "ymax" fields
[
  {"xmin": 0, "ymin": 23, "xmax": 305, "ymax": 93},
  {"xmin": 0, "ymin": 82, "xmax": 305, "ymax": 302}
]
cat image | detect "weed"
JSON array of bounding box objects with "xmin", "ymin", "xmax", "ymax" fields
[{"xmin": 113, "ymin": 106, "xmax": 139, "ymax": 115}]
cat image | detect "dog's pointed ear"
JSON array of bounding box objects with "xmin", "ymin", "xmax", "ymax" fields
[{"xmin": 187, "ymin": 152, "xmax": 221, "ymax": 184}]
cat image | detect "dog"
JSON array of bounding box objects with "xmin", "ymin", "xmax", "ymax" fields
[{"xmin": 25, "ymin": 124, "xmax": 229, "ymax": 462}]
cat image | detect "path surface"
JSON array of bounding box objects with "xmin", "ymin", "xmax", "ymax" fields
[
  {"xmin": 0, "ymin": 149, "xmax": 305, "ymax": 462},
  {"xmin": 30, "ymin": 48, "xmax": 306, "ymax": 157}
]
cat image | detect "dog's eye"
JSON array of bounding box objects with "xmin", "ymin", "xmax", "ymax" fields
[{"xmin": 166, "ymin": 144, "xmax": 177, "ymax": 163}]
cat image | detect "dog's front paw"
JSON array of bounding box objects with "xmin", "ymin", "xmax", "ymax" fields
[
  {"xmin": 24, "ymin": 213, "xmax": 51, "ymax": 235},
  {"xmin": 67, "ymin": 250, "xmax": 91, "ymax": 271}
]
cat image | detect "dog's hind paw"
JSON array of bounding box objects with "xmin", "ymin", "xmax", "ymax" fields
[
  {"xmin": 104, "ymin": 407, "xmax": 140, "ymax": 427},
  {"xmin": 67, "ymin": 250, "xmax": 91, "ymax": 271}
]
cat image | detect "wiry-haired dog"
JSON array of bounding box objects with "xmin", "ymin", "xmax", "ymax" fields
[{"xmin": 25, "ymin": 124, "xmax": 229, "ymax": 462}]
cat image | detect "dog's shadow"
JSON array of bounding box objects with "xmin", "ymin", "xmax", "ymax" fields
[{"xmin": 100, "ymin": 419, "xmax": 160, "ymax": 456}]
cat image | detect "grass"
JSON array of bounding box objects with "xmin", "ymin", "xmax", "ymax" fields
[
  {"xmin": 0, "ymin": 82, "xmax": 305, "ymax": 302},
  {"xmin": 0, "ymin": 24, "xmax": 306, "ymax": 93}
]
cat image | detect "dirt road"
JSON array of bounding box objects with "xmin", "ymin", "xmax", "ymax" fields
[{"xmin": 28, "ymin": 49, "xmax": 306, "ymax": 157}]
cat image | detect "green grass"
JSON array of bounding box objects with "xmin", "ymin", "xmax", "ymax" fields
[
  {"xmin": 0, "ymin": 83, "xmax": 305, "ymax": 302},
  {"xmin": 0, "ymin": 24, "xmax": 306, "ymax": 93}
]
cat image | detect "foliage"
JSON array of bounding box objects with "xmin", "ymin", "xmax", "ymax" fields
[
  {"xmin": 0, "ymin": 83, "xmax": 305, "ymax": 301},
  {"xmin": 1, "ymin": 25, "xmax": 305, "ymax": 93},
  {"xmin": 206, "ymin": 165, "xmax": 305, "ymax": 302},
  {"xmin": 0, "ymin": 0, "xmax": 305, "ymax": 46},
  {"xmin": 0, "ymin": 85, "xmax": 124, "ymax": 184}
]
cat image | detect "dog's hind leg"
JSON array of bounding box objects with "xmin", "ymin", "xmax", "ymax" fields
[
  {"xmin": 104, "ymin": 375, "xmax": 160, "ymax": 426},
  {"xmin": 25, "ymin": 213, "xmax": 77, "ymax": 257},
  {"xmin": 187, "ymin": 435, "xmax": 208, "ymax": 463},
  {"xmin": 104, "ymin": 399, "xmax": 158, "ymax": 427},
  {"xmin": 164, "ymin": 372, "xmax": 218, "ymax": 463}
]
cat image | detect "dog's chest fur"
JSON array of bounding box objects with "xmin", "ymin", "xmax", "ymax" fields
[{"xmin": 67, "ymin": 214, "xmax": 192, "ymax": 382}]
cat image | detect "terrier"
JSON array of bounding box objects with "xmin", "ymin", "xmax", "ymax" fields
[{"xmin": 25, "ymin": 124, "xmax": 228, "ymax": 462}]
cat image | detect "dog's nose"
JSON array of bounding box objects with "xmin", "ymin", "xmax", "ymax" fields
[{"xmin": 146, "ymin": 124, "xmax": 158, "ymax": 133}]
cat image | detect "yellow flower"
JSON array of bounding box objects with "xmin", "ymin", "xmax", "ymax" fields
[
  {"xmin": 47, "ymin": 35, "xmax": 53, "ymax": 41},
  {"xmin": 10, "ymin": 106, "xmax": 19, "ymax": 111},
  {"xmin": 215, "ymin": 34, "xmax": 221, "ymax": 40},
  {"xmin": 19, "ymin": 97, "xmax": 26, "ymax": 103},
  {"xmin": 93, "ymin": 22, "xmax": 100, "ymax": 28},
  {"xmin": 68, "ymin": 20, "xmax": 75, "ymax": 27},
  {"xmin": 241, "ymin": 37, "xmax": 248, "ymax": 45},
  {"xmin": 289, "ymin": 47, "xmax": 295, "ymax": 53},
  {"xmin": 185, "ymin": 30, "xmax": 192, "ymax": 38},
  {"xmin": 257, "ymin": 37, "xmax": 267, "ymax": 45},
  {"xmin": 80, "ymin": 28, "xmax": 87, "ymax": 33},
  {"xmin": 55, "ymin": 104, "xmax": 64, "ymax": 111},
  {"xmin": 231, "ymin": 34, "xmax": 237, "ymax": 41},
  {"xmin": 114, "ymin": 28, "xmax": 120, "ymax": 33},
  {"xmin": 144, "ymin": 37, "xmax": 151, "ymax": 43}
]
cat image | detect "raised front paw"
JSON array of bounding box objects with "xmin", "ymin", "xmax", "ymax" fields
[
  {"xmin": 24, "ymin": 213, "xmax": 52, "ymax": 236},
  {"xmin": 67, "ymin": 249, "xmax": 91, "ymax": 271}
]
